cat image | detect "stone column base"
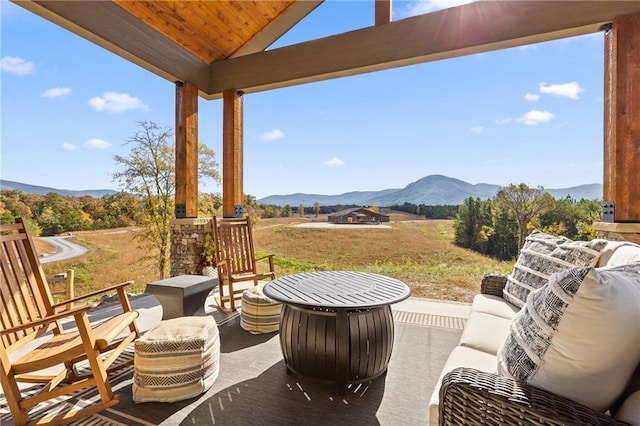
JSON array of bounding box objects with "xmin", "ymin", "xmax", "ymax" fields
[
  {"xmin": 592, "ymin": 222, "xmax": 640, "ymax": 244},
  {"xmin": 170, "ymin": 218, "xmax": 214, "ymax": 277}
]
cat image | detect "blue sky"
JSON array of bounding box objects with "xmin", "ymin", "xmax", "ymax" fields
[{"xmin": 2, "ymin": 0, "xmax": 605, "ymax": 200}]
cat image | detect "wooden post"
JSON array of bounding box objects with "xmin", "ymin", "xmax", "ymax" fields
[
  {"xmin": 604, "ymin": 14, "xmax": 640, "ymax": 223},
  {"xmin": 375, "ymin": 0, "xmax": 391, "ymax": 26},
  {"xmin": 175, "ymin": 81, "xmax": 199, "ymax": 218},
  {"xmin": 222, "ymin": 89, "xmax": 244, "ymax": 218},
  {"xmin": 65, "ymin": 269, "xmax": 75, "ymax": 310}
]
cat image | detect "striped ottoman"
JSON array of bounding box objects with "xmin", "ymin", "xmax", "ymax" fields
[
  {"xmin": 240, "ymin": 283, "xmax": 282, "ymax": 334},
  {"xmin": 133, "ymin": 316, "xmax": 219, "ymax": 403}
]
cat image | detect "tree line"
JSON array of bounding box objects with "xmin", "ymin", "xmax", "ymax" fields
[{"xmin": 452, "ymin": 183, "xmax": 602, "ymax": 260}]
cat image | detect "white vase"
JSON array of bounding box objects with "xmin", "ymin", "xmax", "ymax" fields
[{"xmin": 202, "ymin": 266, "xmax": 217, "ymax": 277}]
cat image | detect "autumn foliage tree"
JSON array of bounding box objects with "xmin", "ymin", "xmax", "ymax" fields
[
  {"xmin": 494, "ymin": 183, "xmax": 555, "ymax": 253},
  {"xmin": 113, "ymin": 121, "xmax": 220, "ymax": 279}
]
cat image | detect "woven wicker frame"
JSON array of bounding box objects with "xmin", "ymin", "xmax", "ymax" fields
[
  {"xmin": 439, "ymin": 368, "xmax": 628, "ymax": 425},
  {"xmin": 437, "ymin": 273, "xmax": 630, "ymax": 425}
]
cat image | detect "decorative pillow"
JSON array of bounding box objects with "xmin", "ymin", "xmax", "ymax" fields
[
  {"xmin": 497, "ymin": 263, "xmax": 640, "ymax": 412},
  {"xmin": 503, "ymin": 230, "xmax": 608, "ymax": 308}
]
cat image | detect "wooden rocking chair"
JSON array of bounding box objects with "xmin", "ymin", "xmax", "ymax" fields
[
  {"xmin": 0, "ymin": 217, "xmax": 140, "ymax": 425},
  {"xmin": 212, "ymin": 216, "xmax": 276, "ymax": 312}
]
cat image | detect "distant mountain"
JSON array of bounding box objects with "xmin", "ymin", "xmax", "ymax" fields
[
  {"xmin": 257, "ymin": 175, "xmax": 603, "ymax": 207},
  {"xmin": 0, "ymin": 180, "xmax": 117, "ymax": 198}
]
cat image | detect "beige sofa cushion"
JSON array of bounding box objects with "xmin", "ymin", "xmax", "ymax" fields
[
  {"xmin": 459, "ymin": 311, "xmax": 512, "ymax": 355},
  {"xmin": 429, "ymin": 346, "xmax": 497, "ymax": 426},
  {"xmin": 598, "ymin": 241, "xmax": 640, "ymax": 268},
  {"xmin": 502, "ymin": 231, "xmax": 607, "ymax": 308},
  {"xmin": 471, "ymin": 294, "xmax": 520, "ymax": 319},
  {"xmin": 497, "ymin": 263, "xmax": 640, "ymax": 412}
]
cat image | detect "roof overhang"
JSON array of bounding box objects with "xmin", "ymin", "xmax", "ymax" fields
[{"xmin": 13, "ymin": 1, "xmax": 640, "ymax": 100}]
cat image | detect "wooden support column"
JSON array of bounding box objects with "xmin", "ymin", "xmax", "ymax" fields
[
  {"xmin": 375, "ymin": 0, "xmax": 391, "ymax": 26},
  {"xmin": 604, "ymin": 14, "xmax": 640, "ymax": 223},
  {"xmin": 175, "ymin": 81, "xmax": 199, "ymax": 218},
  {"xmin": 222, "ymin": 89, "xmax": 244, "ymax": 218}
]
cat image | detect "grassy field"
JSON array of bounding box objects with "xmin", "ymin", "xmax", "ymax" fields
[{"xmin": 39, "ymin": 212, "xmax": 513, "ymax": 304}]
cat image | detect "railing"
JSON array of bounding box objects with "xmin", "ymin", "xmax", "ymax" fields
[{"xmin": 49, "ymin": 269, "xmax": 75, "ymax": 311}]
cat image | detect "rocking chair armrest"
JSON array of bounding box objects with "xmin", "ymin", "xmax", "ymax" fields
[
  {"xmin": 50, "ymin": 280, "xmax": 135, "ymax": 309},
  {"xmin": 255, "ymin": 254, "xmax": 275, "ymax": 262},
  {"xmin": 0, "ymin": 303, "xmax": 96, "ymax": 336}
]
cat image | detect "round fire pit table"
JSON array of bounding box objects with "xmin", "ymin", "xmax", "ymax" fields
[{"xmin": 263, "ymin": 271, "xmax": 411, "ymax": 393}]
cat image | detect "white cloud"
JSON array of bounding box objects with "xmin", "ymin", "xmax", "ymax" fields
[
  {"xmin": 539, "ymin": 82, "xmax": 584, "ymax": 99},
  {"xmin": 495, "ymin": 118, "xmax": 511, "ymax": 125},
  {"xmin": 62, "ymin": 142, "xmax": 77, "ymax": 151},
  {"xmin": 259, "ymin": 129, "xmax": 285, "ymax": 141},
  {"xmin": 88, "ymin": 92, "xmax": 149, "ymax": 113},
  {"xmin": 324, "ymin": 156, "xmax": 345, "ymax": 167},
  {"xmin": 517, "ymin": 110, "xmax": 555, "ymax": 126},
  {"xmin": 1, "ymin": 56, "xmax": 34, "ymax": 75},
  {"xmin": 524, "ymin": 92, "xmax": 540, "ymax": 101},
  {"xmin": 84, "ymin": 138, "xmax": 110, "ymax": 149},
  {"xmin": 470, "ymin": 126, "xmax": 484, "ymax": 134},
  {"xmin": 42, "ymin": 87, "xmax": 71, "ymax": 99}
]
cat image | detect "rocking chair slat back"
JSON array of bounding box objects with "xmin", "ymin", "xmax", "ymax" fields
[
  {"xmin": 0, "ymin": 219, "xmax": 57, "ymax": 352},
  {"xmin": 216, "ymin": 217, "xmax": 257, "ymax": 276},
  {"xmin": 212, "ymin": 216, "xmax": 276, "ymax": 312}
]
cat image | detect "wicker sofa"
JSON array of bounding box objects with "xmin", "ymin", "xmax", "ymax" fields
[{"xmin": 430, "ymin": 238, "xmax": 640, "ymax": 426}]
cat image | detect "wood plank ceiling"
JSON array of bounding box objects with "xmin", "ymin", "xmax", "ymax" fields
[{"xmin": 112, "ymin": 1, "xmax": 297, "ymax": 64}]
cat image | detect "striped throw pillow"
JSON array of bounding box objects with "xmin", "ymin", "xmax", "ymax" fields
[
  {"xmin": 498, "ymin": 263, "xmax": 640, "ymax": 411},
  {"xmin": 502, "ymin": 230, "xmax": 607, "ymax": 308}
]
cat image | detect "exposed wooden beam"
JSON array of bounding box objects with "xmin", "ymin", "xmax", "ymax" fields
[
  {"xmin": 375, "ymin": 0, "xmax": 391, "ymax": 26},
  {"xmin": 233, "ymin": 1, "xmax": 323, "ymax": 57},
  {"xmin": 18, "ymin": 0, "xmax": 211, "ymax": 90},
  {"xmin": 18, "ymin": 1, "xmax": 640, "ymax": 100},
  {"xmin": 207, "ymin": 1, "xmax": 640, "ymax": 99}
]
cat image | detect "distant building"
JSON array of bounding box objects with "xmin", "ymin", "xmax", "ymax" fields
[{"xmin": 327, "ymin": 208, "xmax": 390, "ymax": 224}]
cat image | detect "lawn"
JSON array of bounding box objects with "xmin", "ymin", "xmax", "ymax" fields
[{"xmin": 39, "ymin": 213, "xmax": 513, "ymax": 304}]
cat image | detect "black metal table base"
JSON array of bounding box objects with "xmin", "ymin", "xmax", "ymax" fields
[{"xmin": 279, "ymin": 303, "xmax": 395, "ymax": 394}]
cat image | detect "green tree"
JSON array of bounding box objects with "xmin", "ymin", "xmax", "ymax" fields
[
  {"xmin": 486, "ymin": 204, "xmax": 518, "ymax": 260},
  {"xmin": 298, "ymin": 204, "xmax": 305, "ymax": 217},
  {"xmin": 453, "ymin": 197, "xmax": 492, "ymax": 251},
  {"xmin": 282, "ymin": 204, "xmax": 292, "ymax": 217},
  {"xmin": 113, "ymin": 121, "xmax": 220, "ymax": 279},
  {"xmin": 494, "ymin": 183, "xmax": 554, "ymax": 253},
  {"xmin": 313, "ymin": 202, "xmax": 320, "ymax": 217}
]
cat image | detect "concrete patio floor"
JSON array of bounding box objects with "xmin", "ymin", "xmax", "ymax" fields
[{"xmin": 132, "ymin": 288, "xmax": 472, "ymax": 333}]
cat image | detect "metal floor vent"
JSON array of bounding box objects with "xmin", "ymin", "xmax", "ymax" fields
[{"xmin": 393, "ymin": 310, "xmax": 467, "ymax": 330}]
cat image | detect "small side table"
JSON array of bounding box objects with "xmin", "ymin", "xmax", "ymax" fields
[{"xmin": 145, "ymin": 275, "xmax": 216, "ymax": 319}]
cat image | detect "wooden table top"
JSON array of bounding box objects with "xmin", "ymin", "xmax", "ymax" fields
[{"xmin": 263, "ymin": 271, "xmax": 410, "ymax": 309}]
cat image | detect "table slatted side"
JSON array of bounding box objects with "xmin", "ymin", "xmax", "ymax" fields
[{"xmin": 280, "ymin": 304, "xmax": 394, "ymax": 386}]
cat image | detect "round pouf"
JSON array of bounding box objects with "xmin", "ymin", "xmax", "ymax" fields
[
  {"xmin": 241, "ymin": 283, "xmax": 282, "ymax": 334},
  {"xmin": 133, "ymin": 316, "xmax": 219, "ymax": 403}
]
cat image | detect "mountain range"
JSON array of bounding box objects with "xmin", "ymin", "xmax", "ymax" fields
[
  {"xmin": 1, "ymin": 175, "xmax": 603, "ymax": 207},
  {"xmin": 0, "ymin": 180, "xmax": 116, "ymax": 198},
  {"xmin": 257, "ymin": 175, "xmax": 603, "ymax": 207}
]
